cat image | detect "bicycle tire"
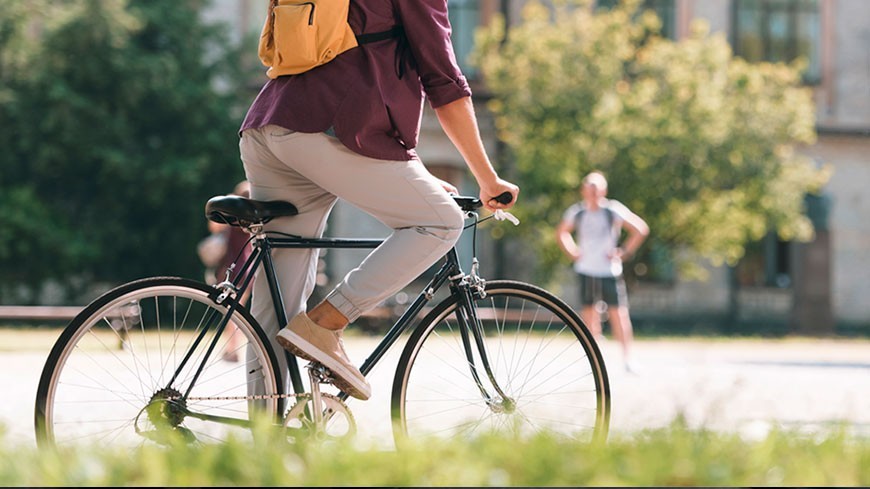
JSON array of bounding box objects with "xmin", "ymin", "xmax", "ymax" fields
[
  {"xmin": 391, "ymin": 280, "xmax": 610, "ymax": 444},
  {"xmin": 34, "ymin": 277, "xmax": 283, "ymax": 449}
]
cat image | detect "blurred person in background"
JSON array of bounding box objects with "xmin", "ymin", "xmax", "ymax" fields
[
  {"xmin": 556, "ymin": 171, "xmax": 649, "ymax": 373},
  {"xmin": 201, "ymin": 180, "xmax": 254, "ymax": 362}
]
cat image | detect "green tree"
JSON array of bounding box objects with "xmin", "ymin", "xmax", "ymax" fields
[
  {"xmin": 474, "ymin": 0, "xmax": 831, "ymax": 285},
  {"xmin": 0, "ymin": 0, "xmax": 252, "ymax": 302}
]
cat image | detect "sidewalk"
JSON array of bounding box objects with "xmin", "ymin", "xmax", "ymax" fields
[
  {"xmin": 3, "ymin": 329, "xmax": 868, "ymax": 447},
  {"xmin": 338, "ymin": 334, "xmax": 870, "ymax": 444},
  {"xmin": 594, "ymin": 336, "xmax": 870, "ymax": 438}
]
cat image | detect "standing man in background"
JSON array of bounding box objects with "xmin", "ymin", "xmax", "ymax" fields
[{"xmin": 556, "ymin": 171, "xmax": 649, "ymax": 373}]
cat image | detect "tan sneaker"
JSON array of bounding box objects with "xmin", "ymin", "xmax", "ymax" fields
[{"xmin": 276, "ymin": 312, "xmax": 371, "ymax": 400}]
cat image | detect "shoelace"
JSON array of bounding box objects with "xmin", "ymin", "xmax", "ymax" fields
[{"xmin": 334, "ymin": 330, "xmax": 351, "ymax": 357}]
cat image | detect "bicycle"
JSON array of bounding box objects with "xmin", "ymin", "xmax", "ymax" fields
[{"xmin": 35, "ymin": 193, "xmax": 610, "ymax": 448}]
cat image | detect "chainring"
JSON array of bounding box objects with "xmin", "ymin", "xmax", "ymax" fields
[{"xmin": 283, "ymin": 393, "xmax": 356, "ymax": 441}]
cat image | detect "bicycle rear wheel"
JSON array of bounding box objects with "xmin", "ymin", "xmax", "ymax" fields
[
  {"xmin": 35, "ymin": 277, "xmax": 283, "ymax": 449},
  {"xmin": 392, "ymin": 280, "xmax": 610, "ymax": 444}
]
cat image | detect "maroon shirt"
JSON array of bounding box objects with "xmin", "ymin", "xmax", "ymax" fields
[{"xmin": 239, "ymin": 0, "xmax": 472, "ymax": 161}]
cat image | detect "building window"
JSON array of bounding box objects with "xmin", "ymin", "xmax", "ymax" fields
[
  {"xmin": 732, "ymin": 0, "xmax": 821, "ymax": 84},
  {"xmin": 735, "ymin": 233, "xmax": 793, "ymax": 289},
  {"xmin": 597, "ymin": 0, "xmax": 677, "ymax": 39},
  {"xmin": 448, "ymin": 0, "xmax": 480, "ymax": 77}
]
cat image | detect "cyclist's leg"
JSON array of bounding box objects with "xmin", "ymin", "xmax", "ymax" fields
[
  {"xmin": 240, "ymin": 127, "xmax": 338, "ymax": 393},
  {"xmin": 241, "ymin": 127, "xmax": 463, "ymax": 398},
  {"xmin": 261, "ymin": 129, "xmax": 464, "ymax": 324}
]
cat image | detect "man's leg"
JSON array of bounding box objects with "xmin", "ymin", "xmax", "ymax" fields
[
  {"xmin": 578, "ymin": 273, "xmax": 602, "ymax": 339},
  {"xmin": 605, "ymin": 276, "xmax": 637, "ymax": 372},
  {"xmin": 607, "ymin": 306, "xmax": 636, "ymax": 370},
  {"xmin": 582, "ymin": 306, "xmax": 602, "ymax": 340}
]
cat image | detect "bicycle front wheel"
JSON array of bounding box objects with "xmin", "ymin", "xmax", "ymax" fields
[
  {"xmin": 392, "ymin": 280, "xmax": 610, "ymax": 444},
  {"xmin": 35, "ymin": 277, "xmax": 283, "ymax": 449}
]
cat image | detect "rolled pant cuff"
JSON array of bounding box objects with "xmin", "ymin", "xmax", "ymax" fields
[{"xmin": 324, "ymin": 289, "xmax": 363, "ymax": 323}]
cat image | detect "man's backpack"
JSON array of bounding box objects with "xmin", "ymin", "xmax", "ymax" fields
[{"xmin": 258, "ymin": 0, "xmax": 400, "ymax": 79}]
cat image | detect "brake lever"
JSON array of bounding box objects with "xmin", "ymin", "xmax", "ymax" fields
[{"xmin": 493, "ymin": 209, "xmax": 520, "ymax": 226}]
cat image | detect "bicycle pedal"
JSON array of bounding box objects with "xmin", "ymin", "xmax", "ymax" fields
[{"xmin": 305, "ymin": 362, "xmax": 335, "ymax": 384}]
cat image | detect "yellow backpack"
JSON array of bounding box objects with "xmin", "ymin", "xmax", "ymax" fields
[{"xmin": 258, "ymin": 0, "xmax": 399, "ymax": 79}]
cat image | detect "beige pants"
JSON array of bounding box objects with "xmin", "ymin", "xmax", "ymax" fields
[{"xmin": 240, "ymin": 126, "xmax": 464, "ymax": 379}]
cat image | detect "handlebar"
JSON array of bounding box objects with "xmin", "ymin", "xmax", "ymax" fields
[
  {"xmin": 452, "ymin": 191, "xmax": 513, "ymax": 212},
  {"xmin": 493, "ymin": 192, "xmax": 513, "ymax": 205}
]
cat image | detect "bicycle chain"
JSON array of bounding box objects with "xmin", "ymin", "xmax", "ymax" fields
[{"xmin": 182, "ymin": 392, "xmax": 309, "ymax": 402}]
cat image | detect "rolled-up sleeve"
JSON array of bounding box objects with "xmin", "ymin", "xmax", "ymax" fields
[{"xmin": 395, "ymin": 0, "xmax": 472, "ymax": 108}]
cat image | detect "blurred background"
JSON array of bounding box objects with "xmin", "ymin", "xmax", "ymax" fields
[{"xmin": 0, "ymin": 0, "xmax": 868, "ymax": 338}]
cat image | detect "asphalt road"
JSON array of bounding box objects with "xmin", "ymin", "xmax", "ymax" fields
[{"xmin": 3, "ymin": 330, "xmax": 869, "ymax": 448}]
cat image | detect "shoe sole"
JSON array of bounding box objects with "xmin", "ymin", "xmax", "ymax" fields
[{"xmin": 276, "ymin": 328, "xmax": 371, "ymax": 400}]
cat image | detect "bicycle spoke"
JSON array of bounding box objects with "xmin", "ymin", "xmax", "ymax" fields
[
  {"xmin": 37, "ymin": 279, "xmax": 280, "ymax": 449},
  {"xmin": 395, "ymin": 282, "xmax": 609, "ymax": 444}
]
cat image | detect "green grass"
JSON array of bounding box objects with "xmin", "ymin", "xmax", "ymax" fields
[{"xmin": 3, "ymin": 419, "xmax": 868, "ymax": 486}]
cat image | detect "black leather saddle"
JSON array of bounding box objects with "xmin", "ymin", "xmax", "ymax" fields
[{"xmin": 205, "ymin": 195, "xmax": 298, "ymax": 226}]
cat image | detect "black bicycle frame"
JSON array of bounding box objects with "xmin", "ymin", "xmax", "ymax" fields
[
  {"xmin": 172, "ymin": 228, "xmax": 510, "ymax": 423},
  {"xmin": 259, "ymin": 235, "xmax": 384, "ymax": 395},
  {"xmin": 260, "ymin": 234, "xmax": 466, "ymax": 399}
]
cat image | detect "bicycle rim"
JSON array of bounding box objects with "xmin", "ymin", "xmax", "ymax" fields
[
  {"xmin": 35, "ymin": 278, "xmax": 282, "ymax": 449},
  {"xmin": 393, "ymin": 281, "xmax": 610, "ymax": 444}
]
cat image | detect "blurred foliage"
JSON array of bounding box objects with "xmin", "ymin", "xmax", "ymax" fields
[
  {"xmin": 0, "ymin": 0, "xmax": 255, "ymax": 302},
  {"xmin": 474, "ymin": 0, "xmax": 832, "ymax": 285},
  {"xmin": 1, "ymin": 417, "xmax": 868, "ymax": 486}
]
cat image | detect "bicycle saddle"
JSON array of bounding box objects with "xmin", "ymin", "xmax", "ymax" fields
[{"xmin": 205, "ymin": 195, "xmax": 298, "ymax": 226}]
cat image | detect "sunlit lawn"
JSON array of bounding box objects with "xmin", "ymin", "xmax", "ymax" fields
[{"xmin": 2, "ymin": 418, "xmax": 868, "ymax": 486}]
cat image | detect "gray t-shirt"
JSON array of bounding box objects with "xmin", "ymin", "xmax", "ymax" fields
[{"xmin": 560, "ymin": 199, "xmax": 630, "ymax": 277}]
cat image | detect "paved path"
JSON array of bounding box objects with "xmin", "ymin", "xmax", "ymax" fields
[{"xmin": 3, "ymin": 329, "xmax": 868, "ymax": 448}]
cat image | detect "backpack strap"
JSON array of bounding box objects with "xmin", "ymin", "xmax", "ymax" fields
[
  {"xmin": 574, "ymin": 205, "xmax": 585, "ymax": 231},
  {"xmin": 603, "ymin": 205, "xmax": 615, "ymax": 228},
  {"xmin": 356, "ymin": 25, "xmax": 404, "ymax": 44},
  {"xmin": 574, "ymin": 202, "xmax": 618, "ymax": 243},
  {"xmin": 356, "ymin": 25, "xmax": 408, "ymax": 78}
]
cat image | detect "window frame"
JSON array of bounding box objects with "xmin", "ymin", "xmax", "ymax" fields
[
  {"xmin": 596, "ymin": 0, "xmax": 677, "ymax": 40},
  {"xmin": 731, "ymin": 0, "xmax": 822, "ymax": 85},
  {"xmin": 734, "ymin": 232, "xmax": 794, "ymax": 289}
]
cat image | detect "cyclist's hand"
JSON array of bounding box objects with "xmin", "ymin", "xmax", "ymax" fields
[{"xmin": 480, "ymin": 178, "xmax": 519, "ymax": 212}]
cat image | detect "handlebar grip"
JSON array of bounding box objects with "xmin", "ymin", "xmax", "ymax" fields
[{"xmin": 493, "ymin": 192, "xmax": 513, "ymax": 205}]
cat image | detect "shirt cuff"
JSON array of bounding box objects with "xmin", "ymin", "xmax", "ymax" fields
[{"xmin": 426, "ymin": 76, "xmax": 473, "ymax": 109}]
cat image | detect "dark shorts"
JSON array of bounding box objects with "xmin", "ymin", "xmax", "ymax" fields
[{"xmin": 578, "ymin": 273, "xmax": 628, "ymax": 308}]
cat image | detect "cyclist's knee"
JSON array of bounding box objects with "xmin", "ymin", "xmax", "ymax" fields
[
  {"xmin": 448, "ymin": 203, "xmax": 466, "ymax": 231},
  {"xmin": 413, "ymin": 223, "xmax": 462, "ymax": 246},
  {"xmin": 422, "ymin": 204, "xmax": 464, "ymax": 241}
]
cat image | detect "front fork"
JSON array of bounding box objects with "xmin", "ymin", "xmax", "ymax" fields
[{"xmin": 452, "ymin": 262, "xmax": 516, "ymax": 414}]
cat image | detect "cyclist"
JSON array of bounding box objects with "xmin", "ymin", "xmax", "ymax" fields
[{"xmin": 238, "ymin": 0, "xmax": 518, "ymax": 400}]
